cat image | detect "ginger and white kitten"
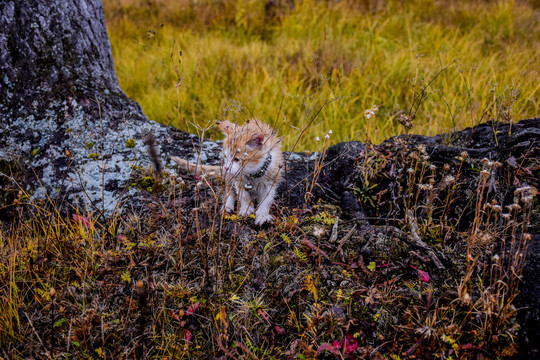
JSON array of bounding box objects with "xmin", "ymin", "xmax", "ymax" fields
[{"xmin": 171, "ymin": 119, "xmax": 284, "ymax": 225}]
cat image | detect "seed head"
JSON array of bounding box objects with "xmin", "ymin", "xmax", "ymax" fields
[
  {"xmin": 443, "ymin": 175, "xmax": 455, "ymax": 184},
  {"xmin": 364, "ymin": 109, "xmax": 375, "ymax": 119},
  {"xmin": 313, "ymin": 226, "xmax": 325, "ymax": 238}
]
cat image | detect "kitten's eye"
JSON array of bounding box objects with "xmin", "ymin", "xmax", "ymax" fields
[{"xmin": 233, "ymin": 157, "xmax": 240, "ymax": 162}]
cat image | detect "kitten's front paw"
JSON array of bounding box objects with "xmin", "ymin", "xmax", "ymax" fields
[
  {"xmin": 239, "ymin": 205, "xmax": 255, "ymax": 217},
  {"xmin": 255, "ymin": 213, "xmax": 274, "ymax": 226}
]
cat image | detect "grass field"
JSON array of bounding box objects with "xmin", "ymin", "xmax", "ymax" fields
[{"xmin": 104, "ymin": 0, "xmax": 539, "ymax": 150}]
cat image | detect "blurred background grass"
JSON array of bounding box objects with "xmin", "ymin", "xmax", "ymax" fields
[{"xmin": 103, "ymin": 0, "xmax": 539, "ymax": 150}]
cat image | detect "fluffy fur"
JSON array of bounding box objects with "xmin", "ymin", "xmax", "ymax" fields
[{"xmin": 171, "ymin": 119, "xmax": 284, "ymax": 225}]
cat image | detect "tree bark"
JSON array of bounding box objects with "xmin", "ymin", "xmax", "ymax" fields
[{"xmin": 0, "ymin": 0, "xmax": 118, "ymax": 100}]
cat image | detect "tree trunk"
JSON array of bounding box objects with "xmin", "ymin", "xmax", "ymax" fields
[{"xmin": 0, "ymin": 0, "xmax": 118, "ymax": 100}]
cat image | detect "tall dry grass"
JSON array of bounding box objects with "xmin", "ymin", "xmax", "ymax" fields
[{"xmin": 104, "ymin": 0, "xmax": 539, "ymax": 149}]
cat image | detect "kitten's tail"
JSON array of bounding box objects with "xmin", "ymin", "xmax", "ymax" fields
[
  {"xmin": 144, "ymin": 133, "xmax": 162, "ymax": 176},
  {"xmin": 170, "ymin": 156, "xmax": 222, "ymax": 179}
]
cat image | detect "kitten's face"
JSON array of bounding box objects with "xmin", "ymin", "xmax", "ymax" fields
[{"xmin": 218, "ymin": 121, "xmax": 266, "ymax": 177}]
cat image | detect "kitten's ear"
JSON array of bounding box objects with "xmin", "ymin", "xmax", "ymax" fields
[
  {"xmin": 247, "ymin": 133, "xmax": 264, "ymax": 149},
  {"xmin": 217, "ymin": 121, "xmax": 236, "ymax": 135}
]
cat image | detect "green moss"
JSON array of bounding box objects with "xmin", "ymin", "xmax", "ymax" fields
[
  {"xmin": 84, "ymin": 141, "xmax": 94, "ymax": 150},
  {"xmin": 135, "ymin": 176, "xmax": 154, "ymax": 192},
  {"xmin": 134, "ymin": 175, "xmax": 167, "ymax": 193},
  {"xmin": 125, "ymin": 138, "xmax": 136, "ymax": 148},
  {"xmin": 305, "ymin": 211, "xmax": 336, "ymax": 225},
  {"xmin": 88, "ymin": 153, "xmax": 100, "ymax": 160},
  {"xmin": 31, "ymin": 149, "xmax": 39, "ymax": 157}
]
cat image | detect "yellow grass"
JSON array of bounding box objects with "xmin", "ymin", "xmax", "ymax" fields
[{"xmin": 104, "ymin": 0, "xmax": 539, "ymax": 150}]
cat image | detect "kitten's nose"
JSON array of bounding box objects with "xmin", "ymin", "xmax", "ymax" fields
[{"xmin": 224, "ymin": 166, "xmax": 229, "ymax": 171}]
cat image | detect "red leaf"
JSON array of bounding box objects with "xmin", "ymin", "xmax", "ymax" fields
[
  {"xmin": 72, "ymin": 214, "xmax": 94, "ymax": 229},
  {"xmin": 274, "ymin": 326, "xmax": 286, "ymax": 335},
  {"xmin": 184, "ymin": 330, "xmax": 192, "ymax": 342},
  {"xmin": 332, "ymin": 340, "xmax": 341, "ymax": 349},
  {"xmin": 317, "ymin": 343, "xmax": 340, "ymax": 355},
  {"xmin": 344, "ymin": 334, "xmax": 358, "ymax": 355},
  {"xmin": 257, "ymin": 308, "xmax": 271, "ymax": 324},
  {"xmin": 169, "ymin": 310, "xmax": 181, "ymax": 322},
  {"xmin": 410, "ymin": 265, "xmax": 430, "ymax": 283},
  {"xmin": 417, "ymin": 269, "xmax": 430, "ymax": 283},
  {"xmin": 186, "ymin": 302, "xmax": 199, "ymax": 315}
]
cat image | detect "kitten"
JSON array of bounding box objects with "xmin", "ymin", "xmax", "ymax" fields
[{"xmin": 171, "ymin": 119, "xmax": 284, "ymax": 225}]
